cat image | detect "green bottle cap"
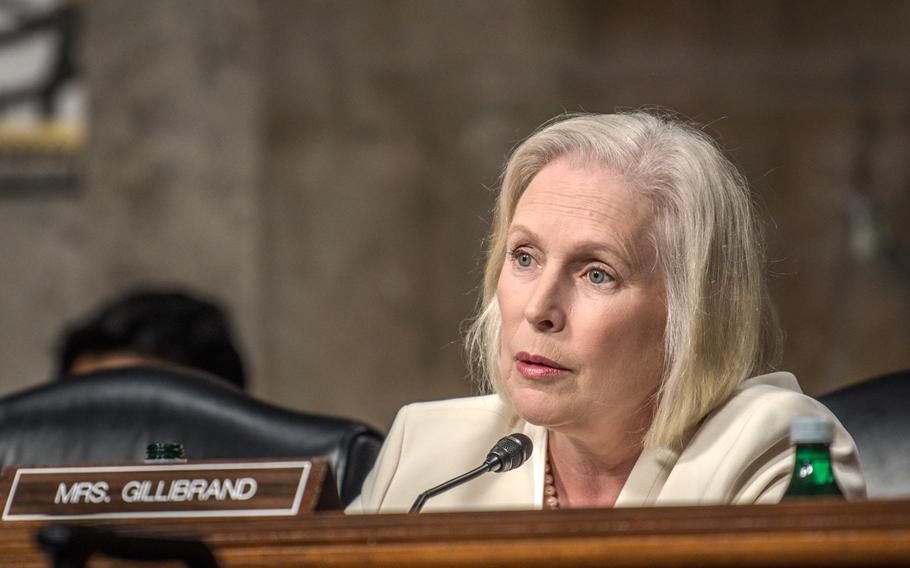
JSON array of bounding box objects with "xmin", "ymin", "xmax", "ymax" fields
[{"xmin": 790, "ymin": 416, "xmax": 834, "ymax": 444}]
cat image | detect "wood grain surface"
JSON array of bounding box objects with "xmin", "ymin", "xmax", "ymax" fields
[{"xmin": 2, "ymin": 498, "xmax": 910, "ymax": 566}]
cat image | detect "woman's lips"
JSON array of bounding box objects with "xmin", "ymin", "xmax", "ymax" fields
[{"xmin": 515, "ymin": 351, "xmax": 569, "ymax": 379}]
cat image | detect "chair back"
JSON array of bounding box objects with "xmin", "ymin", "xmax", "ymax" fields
[
  {"xmin": 0, "ymin": 366, "xmax": 383, "ymax": 506},
  {"xmin": 819, "ymin": 370, "xmax": 910, "ymax": 498}
]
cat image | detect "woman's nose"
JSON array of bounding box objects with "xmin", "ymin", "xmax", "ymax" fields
[{"xmin": 523, "ymin": 271, "xmax": 566, "ymax": 333}]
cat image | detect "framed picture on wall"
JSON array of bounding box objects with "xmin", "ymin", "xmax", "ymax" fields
[{"xmin": 0, "ymin": 0, "xmax": 83, "ymax": 195}]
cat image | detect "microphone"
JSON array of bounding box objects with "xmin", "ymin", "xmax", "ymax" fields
[{"xmin": 409, "ymin": 433, "xmax": 533, "ymax": 513}]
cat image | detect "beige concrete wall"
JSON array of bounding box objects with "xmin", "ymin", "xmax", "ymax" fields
[
  {"xmin": 81, "ymin": 0, "xmax": 264, "ymax": 382},
  {"xmin": 0, "ymin": 197, "xmax": 87, "ymax": 389},
  {"xmin": 1, "ymin": 1, "xmax": 908, "ymax": 433}
]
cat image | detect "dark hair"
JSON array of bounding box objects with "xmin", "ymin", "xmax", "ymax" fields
[{"xmin": 57, "ymin": 289, "xmax": 246, "ymax": 389}]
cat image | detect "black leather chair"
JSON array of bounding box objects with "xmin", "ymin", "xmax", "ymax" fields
[
  {"xmin": 0, "ymin": 366, "xmax": 383, "ymax": 507},
  {"xmin": 819, "ymin": 370, "xmax": 910, "ymax": 498}
]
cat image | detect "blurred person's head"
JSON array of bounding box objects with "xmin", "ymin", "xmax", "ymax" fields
[{"xmin": 57, "ymin": 289, "xmax": 246, "ymax": 390}]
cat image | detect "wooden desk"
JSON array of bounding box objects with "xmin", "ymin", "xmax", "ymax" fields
[{"xmin": 3, "ymin": 499, "xmax": 910, "ymax": 566}]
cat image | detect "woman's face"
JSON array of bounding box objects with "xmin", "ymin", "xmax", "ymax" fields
[{"xmin": 497, "ymin": 157, "xmax": 667, "ymax": 441}]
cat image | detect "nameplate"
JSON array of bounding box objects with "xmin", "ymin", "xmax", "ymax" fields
[{"xmin": 1, "ymin": 459, "xmax": 340, "ymax": 521}]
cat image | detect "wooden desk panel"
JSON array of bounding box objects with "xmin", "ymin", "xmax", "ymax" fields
[{"xmin": 3, "ymin": 499, "xmax": 910, "ymax": 567}]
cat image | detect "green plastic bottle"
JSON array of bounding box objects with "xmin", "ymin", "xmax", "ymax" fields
[
  {"xmin": 144, "ymin": 442, "xmax": 187, "ymax": 464},
  {"xmin": 782, "ymin": 416, "xmax": 843, "ymax": 500}
]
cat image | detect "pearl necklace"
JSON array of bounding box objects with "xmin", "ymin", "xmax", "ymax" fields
[{"xmin": 544, "ymin": 457, "xmax": 560, "ymax": 509}]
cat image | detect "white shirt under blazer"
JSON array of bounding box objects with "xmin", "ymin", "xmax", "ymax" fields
[{"xmin": 347, "ymin": 372, "xmax": 866, "ymax": 513}]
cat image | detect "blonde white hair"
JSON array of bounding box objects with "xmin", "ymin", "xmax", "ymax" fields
[{"xmin": 465, "ymin": 111, "xmax": 782, "ymax": 450}]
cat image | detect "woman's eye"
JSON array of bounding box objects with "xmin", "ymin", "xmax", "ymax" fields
[
  {"xmin": 586, "ymin": 268, "xmax": 612, "ymax": 285},
  {"xmin": 516, "ymin": 252, "xmax": 533, "ymax": 268}
]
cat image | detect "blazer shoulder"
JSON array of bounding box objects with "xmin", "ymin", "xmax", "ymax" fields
[
  {"xmin": 672, "ymin": 372, "xmax": 864, "ymax": 503},
  {"xmin": 696, "ymin": 372, "xmax": 829, "ymax": 450},
  {"xmin": 393, "ymin": 394, "xmax": 522, "ymax": 452},
  {"xmin": 349, "ymin": 394, "xmax": 524, "ymax": 513},
  {"xmin": 398, "ymin": 394, "xmax": 515, "ymax": 421}
]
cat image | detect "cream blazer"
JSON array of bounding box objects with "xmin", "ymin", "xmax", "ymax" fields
[{"xmin": 347, "ymin": 372, "xmax": 865, "ymax": 513}]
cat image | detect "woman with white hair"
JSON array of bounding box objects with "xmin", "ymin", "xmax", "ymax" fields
[{"xmin": 348, "ymin": 112, "xmax": 865, "ymax": 512}]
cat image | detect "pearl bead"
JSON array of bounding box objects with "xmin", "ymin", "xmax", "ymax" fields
[{"xmin": 544, "ymin": 454, "xmax": 560, "ymax": 509}]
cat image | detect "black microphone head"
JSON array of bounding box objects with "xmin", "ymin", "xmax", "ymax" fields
[{"xmin": 485, "ymin": 433, "xmax": 533, "ymax": 473}]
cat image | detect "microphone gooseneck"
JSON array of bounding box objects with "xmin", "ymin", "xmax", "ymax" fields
[{"xmin": 409, "ymin": 433, "xmax": 533, "ymax": 514}]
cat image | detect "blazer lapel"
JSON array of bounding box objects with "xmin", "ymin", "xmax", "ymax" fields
[{"xmin": 615, "ymin": 447, "xmax": 678, "ymax": 507}]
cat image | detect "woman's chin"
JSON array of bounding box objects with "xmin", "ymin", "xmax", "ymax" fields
[{"xmin": 506, "ymin": 385, "xmax": 570, "ymax": 428}]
